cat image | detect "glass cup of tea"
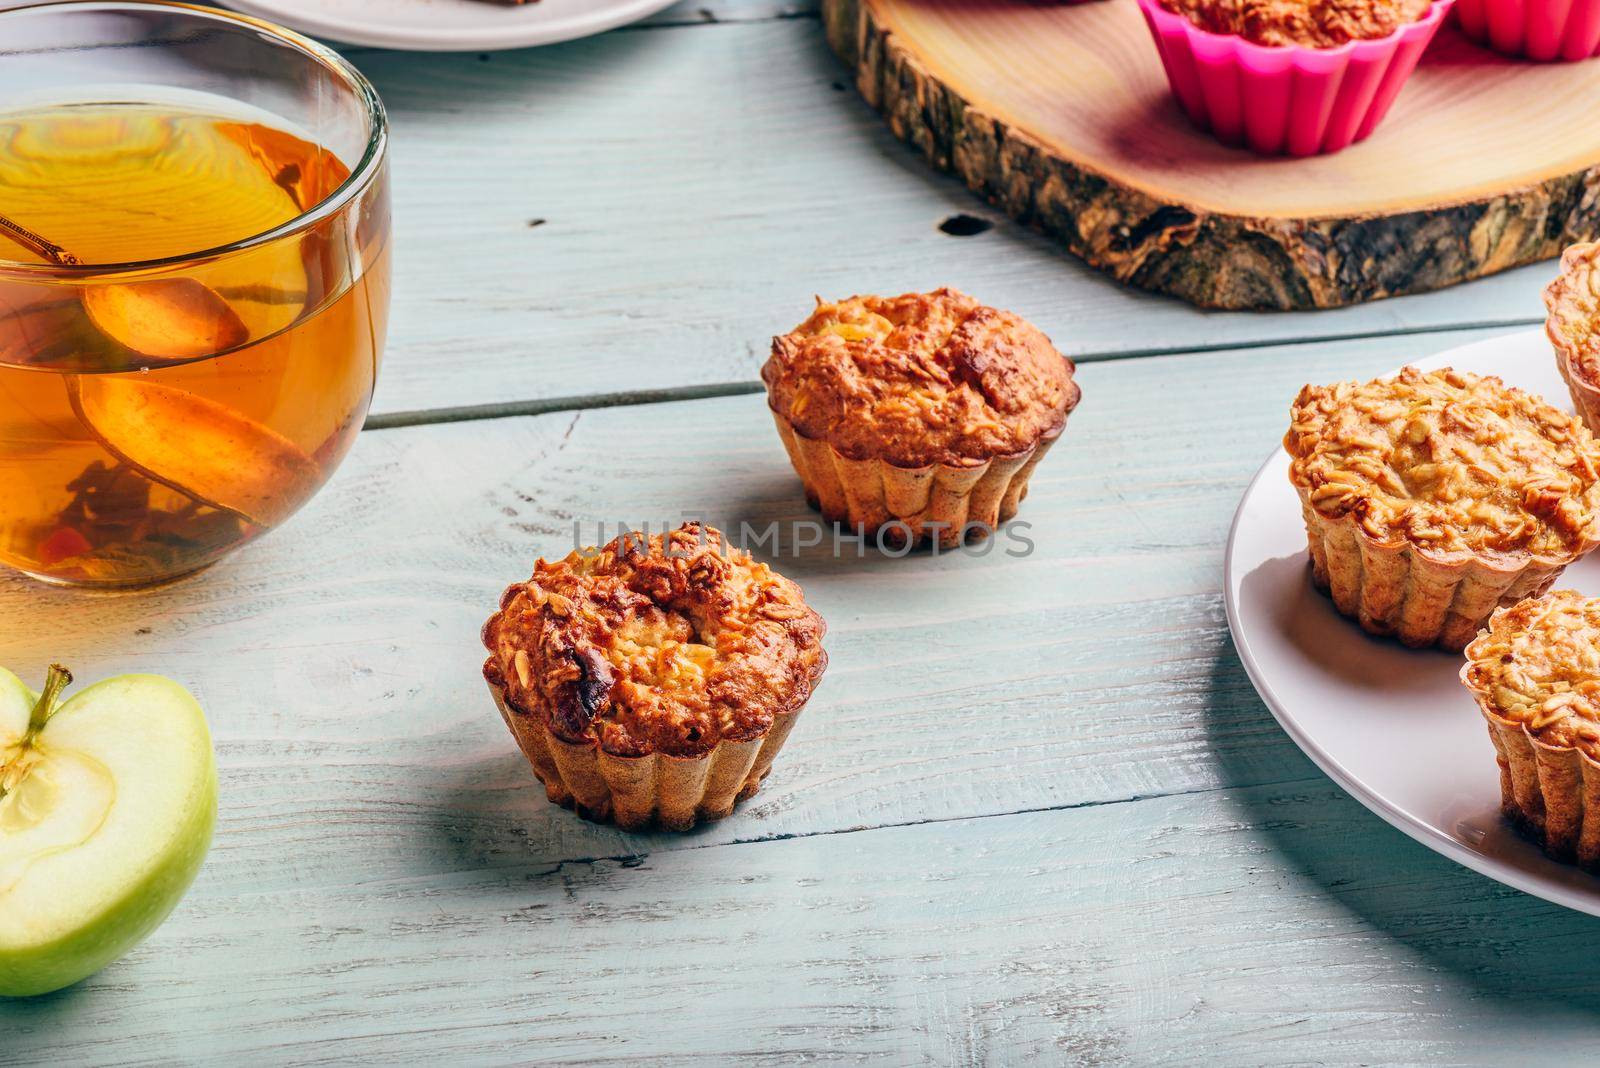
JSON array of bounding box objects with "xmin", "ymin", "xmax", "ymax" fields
[{"xmin": 0, "ymin": 1, "xmax": 391, "ymax": 588}]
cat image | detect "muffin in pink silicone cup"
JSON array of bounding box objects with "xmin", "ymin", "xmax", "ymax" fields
[
  {"xmin": 1455, "ymin": 0, "xmax": 1600, "ymax": 60},
  {"xmin": 1137, "ymin": 0, "xmax": 1455, "ymax": 156}
]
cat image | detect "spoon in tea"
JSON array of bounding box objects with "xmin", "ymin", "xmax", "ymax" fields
[{"xmin": 0, "ymin": 211, "xmax": 249, "ymax": 359}]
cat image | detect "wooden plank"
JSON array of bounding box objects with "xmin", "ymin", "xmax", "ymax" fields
[
  {"xmin": 357, "ymin": 17, "xmax": 1554, "ymax": 416},
  {"xmin": 0, "ymin": 327, "xmax": 1510, "ymax": 892},
  {"xmin": 2, "ymin": 328, "xmax": 1579, "ymax": 1058},
  {"xmin": 5, "ymin": 782, "xmax": 1599, "ymax": 1063},
  {"xmin": 639, "ymin": 0, "xmax": 818, "ymax": 25}
]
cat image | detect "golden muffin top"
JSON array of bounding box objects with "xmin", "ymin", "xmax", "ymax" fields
[
  {"xmin": 761, "ymin": 288, "xmax": 1080, "ymax": 468},
  {"xmin": 483, "ymin": 523, "xmax": 826, "ymax": 759},
  {"xmin": 1465, "ymin": 590, "xmax": 1600, "ymax": 756},
  {"xmin": 1546, "ymin": 242, "xmax": 1600, "ymax": 387},
  {"xmin": 1158, "ymin": 0, "xmax": 1431, "ymax": 46},
  {"xmin": 1286, "ymin": 367, "xmax": 1600, "ymax": 559}
]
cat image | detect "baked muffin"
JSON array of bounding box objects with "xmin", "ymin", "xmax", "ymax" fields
[
  {"xmin": 1545, "ymin": 242, "xmax": 1600, "ymax": 435},
  {"xmin": 1286, "ymin": 366, "xmax": 1600, "ymax": 650},
  {"xmin": 1463, "ymin": 590, "xmax": 1600, "ymax": 870},
  {"xmin": 761, "ymin": 288, "xmax": 1080, "ymax": 548},
  {"xmin": 1157, "ymin": 0, "xmax": 1431, "ymax": 46},
  {"xmin": 482, "ymin": 522, "xmax": 827, "ymax": 830}
]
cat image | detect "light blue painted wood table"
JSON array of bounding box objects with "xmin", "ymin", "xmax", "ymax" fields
[{"xmin": 4, "ymin": 2, "xmax": 1598, "ymax": 1063}]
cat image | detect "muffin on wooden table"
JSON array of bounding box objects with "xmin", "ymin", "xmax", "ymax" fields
[
  {"xmin": 482, "ymin": 522, "xmax": 827, "ymax": 830},
  {"xmin": 1545, "ymin": 242, "xmax": 1600, "ymax": 434},
  {"xmin": 1286, "ymin": 366, "xmax": 1600, "ymax": 650},
  {"xmin": 762, "ymin": 288, "xmax": 1080, "ymax": 549},
  {"xmin": 1463, "ymin": 591, "xmax": 1600, "ymax": 870},
  {"xmin": 1136, "ymin": 0, "xmax": 1453, "ymax": 155}
]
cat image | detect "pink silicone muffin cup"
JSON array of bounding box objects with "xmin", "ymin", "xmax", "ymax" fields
[
  {"xmin": 1136, "ymin": 0, "xmax": 1455, "ymax": 156},
  {"xmin": 1455, "ymin": 0, "xmax": 1600, "ymax": 60}
]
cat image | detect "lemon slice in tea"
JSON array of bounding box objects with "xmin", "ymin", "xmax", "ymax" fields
[{"xmin": 67, "ymin": 377, "xmax": 320, "ymax": 528}]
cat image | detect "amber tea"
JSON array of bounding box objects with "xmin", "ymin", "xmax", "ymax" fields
[{"xmin": 0, "ymin": 101, "xmax": 390, "ymax": 586}]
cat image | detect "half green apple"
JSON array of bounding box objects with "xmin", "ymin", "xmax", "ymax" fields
[{"xmin": 0, "ymin": 665, "xmax": 216, "ymax": 997}]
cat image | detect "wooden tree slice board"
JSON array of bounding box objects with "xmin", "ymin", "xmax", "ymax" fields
[{"xmin": 821, "ymin": 0, "xmax": 1600, "ymax": 309}]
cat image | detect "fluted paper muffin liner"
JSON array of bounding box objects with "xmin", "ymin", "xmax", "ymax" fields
[
  {"xmin": 1456, "ymin": 0, "xmax": 1600, "ymax": 60},
  {"xmin": 771, "ymin": 412, "xmax": 1061, "ymax": 549},
  {"xmin": 1136, "ymin": 0, "xmax": 1453, "ymax": 156},
  {"xmin": 1463, "ymin": 643, "xmax": 1600, "ymax": 870},
  {"xmin": 1545, "ymin": 243, "xmax": 1600, "ymax": 434},
  {"xmin": 1298, "ymin": 493, "xmax": 1568, "ymax": 650},
  {"xmin": 486, "ymin": 655, "xmax": 823, "ymax": 831}
]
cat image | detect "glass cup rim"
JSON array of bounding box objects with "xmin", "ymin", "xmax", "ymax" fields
[{"xmin": 0, "ymin": 0, "xmax": 388, "ymax": 277}]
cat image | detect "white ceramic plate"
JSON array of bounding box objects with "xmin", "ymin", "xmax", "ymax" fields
[
  {"xmin": 1224, "ymin": 328, "xmax": 1600, "ymax": 917},
  {"xmin": 217, "ymin": 0, "xmax": 680, "ymax": 51}
]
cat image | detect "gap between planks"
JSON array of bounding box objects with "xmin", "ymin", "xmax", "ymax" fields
[
  {"xmin": 229, "ymin": 771, "xmax": 1334, "ymax": 898},
  {"xmin": 363, "ymin": 315, "xmax": 1541, "ymax": 432}
]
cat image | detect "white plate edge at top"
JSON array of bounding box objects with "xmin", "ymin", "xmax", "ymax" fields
[{"xmin": 218, "ymin": 0, "xmax": 681, "ymax": 52}]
